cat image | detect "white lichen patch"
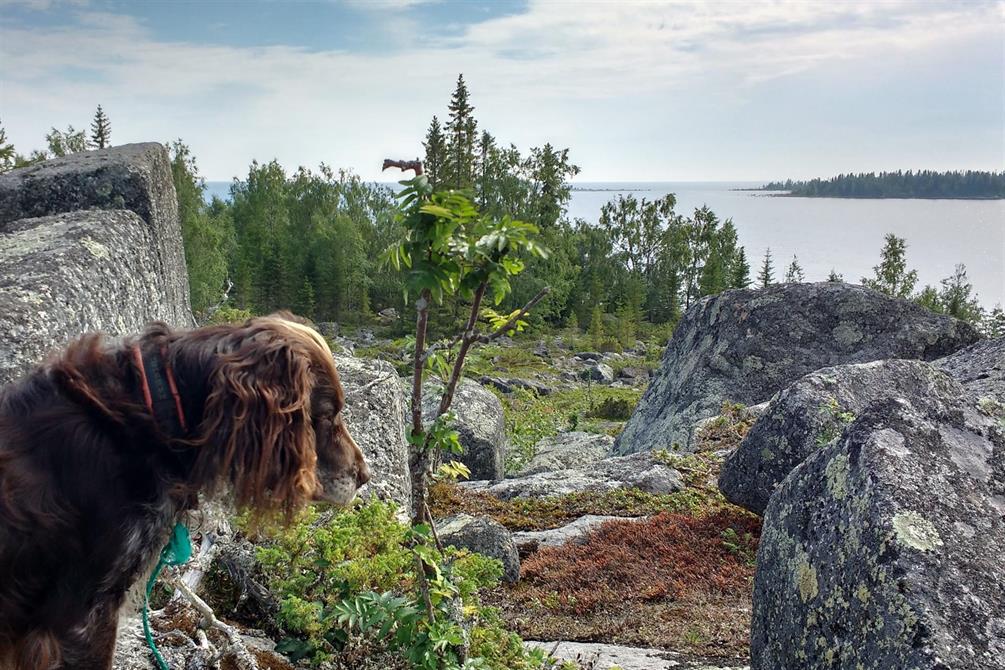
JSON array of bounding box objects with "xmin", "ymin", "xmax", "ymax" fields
[
  {"xmin": 80, "ymin": 236, "xmax": 111, "ymax": 260},
  {"xmin": 825, "ymin": 453, "xmax": 850, "ymax": 500},
  {"xmin": 892, "ymin": 511, "xmax": 943, "ymax": 552},
  {"xmin": 795, "ymin": 553, "xmax": 819, "ymax": 603},
  {"xmin": 832, "ymin": 322, "xmax": 864, "ymax": 347}
]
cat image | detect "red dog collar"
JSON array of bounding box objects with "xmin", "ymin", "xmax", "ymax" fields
[{"xmin": 131, "ymin": 345, "xmax": 188, "ymax": 435}]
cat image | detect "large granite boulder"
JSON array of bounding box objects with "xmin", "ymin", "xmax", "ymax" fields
[
  {"xmin": 337, "ymin": 355, "xmax": 411, "ymax": 509},
  {"xmin": 614, "ymin": 283, "xmax": 980, "ymax": 454},
  {"xmin": 437, "ymin": 513, "xmax": 520, "ymax": 583},
  {"xmin": 719, "ymin": 359, "xmax": 960, "ymax": 515},
  {"xmin": 463, "ymin": 451, "xmax": 683, "ymax": 500},
  {"xmin": 516, "ymin": 431, "xmax": 614, "ymax": 476},
  {"xmin": 752, "ymin": 381, "xmax": 1005, "ymax": 669},
  {"xmin": 423, "ymin": 378, "xmax": 507, "ymax": 480},
  {"xmin": 0, "ymin": 144, "xmax": 195, "ymax": 384},
  {"xmin": 938, "ymin": 335, "xmax": 1005, "ymax": 403}
]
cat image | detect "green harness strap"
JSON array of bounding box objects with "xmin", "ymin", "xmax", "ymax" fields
[{"xmin": 143, "ymin": 522, "xmax": 193, "ymax": 670}]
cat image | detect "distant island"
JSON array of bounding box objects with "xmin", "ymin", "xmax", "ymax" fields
[{"xmin": 750, "ymin": 170, "xmax": 1005, "ymax": 199}]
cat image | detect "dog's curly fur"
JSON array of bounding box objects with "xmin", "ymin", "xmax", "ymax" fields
[{"xmin": 0, "ymin": 313, "xmax": 369, "ymax": 669}]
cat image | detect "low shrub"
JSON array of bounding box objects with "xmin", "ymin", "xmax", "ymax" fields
[
  {"xmin": 252, "ymin": 501, "xmax": 568, "ymax": 669},
  {"xmin": 492, "ymin": 509, "xmax": 760, "ymax": 658},
  {"xmin": 429, "ymin": 483, "xmax": 722, "ymax": 532}
]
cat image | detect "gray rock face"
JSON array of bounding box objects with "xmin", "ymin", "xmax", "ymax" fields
[
  {"xmin": 719, "ymin": 359, "xmax": 962, "ymax": 515},
  {"xmin": 423, "ymin": 379, "xmax": 507, "ymax": 480},
  {"xmin": 513, "ymin": 514, "xmax": 638, "ymax": 553},
  {"xmin": 0, "ymin": 143, "xmax": 192, "ymax": 326},
  {"xmin": 516, "ymin": 431, "xmax": 613, "ymax": 476},
  {"xmin": 938, "ymin": 335, "xmax": 1005, "ymax": 403},
  {"xmin": 463, "ymin": 451, "xmax": 683, "ymax": 500},
  {"xmin": 0, "ymin": 211, "xmax": 184, "ymax": 385},
  {"xmin": 0, "ymin": 145, "xmax": 196, "ymax": 385},
  {"xmin": 437, "ymin": 513, "xmax": 520, "ymax": 583},
  {"xmin": 336, "ymin": 355, "xmax": 411, "ymax": 509},
  {"xmin": 752, "ymin": 381, "xmax": 1005, "ymax": 670},
  {"xmin": 615, "ymin": 283, "xmax": 980, "ymax": 454}
]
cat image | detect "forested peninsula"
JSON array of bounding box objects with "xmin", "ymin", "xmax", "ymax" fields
[{"xmin": 758, "ymin": 170, "xmax": 1004, "ymax": 199}]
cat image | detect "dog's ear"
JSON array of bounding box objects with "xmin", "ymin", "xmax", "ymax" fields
[{"xmin": 195, "ymin": 320, "xmax": 321, "ymax": 519}]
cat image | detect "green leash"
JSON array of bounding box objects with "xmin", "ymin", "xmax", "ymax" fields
[{"xmin": 143, "ymin": 522, "xmax": 193, "ymax": 670}]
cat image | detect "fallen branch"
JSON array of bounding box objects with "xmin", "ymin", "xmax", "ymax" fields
[{"xmin": 170, "ymin": 575, "xmax": 259, "ymax": 670}]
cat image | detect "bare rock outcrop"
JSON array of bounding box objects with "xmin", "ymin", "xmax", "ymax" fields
[
  {"xmin": 614, "ymin": 283, "xmax": 980, "ymax": 454},
  {"xmin": 0, "ymin": 144, "xmax": 193, "ymax": 384}
]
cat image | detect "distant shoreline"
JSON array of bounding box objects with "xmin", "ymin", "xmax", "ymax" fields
[{"xmin": 731, "ymin": 188, "xmax": 1005, "ymax": 200}]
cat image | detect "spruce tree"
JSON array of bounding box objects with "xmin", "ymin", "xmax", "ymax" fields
[
  {"xmin": 444, "ymin": 74, "xmax": 477, "ymax": 190},
  {"xmin": 730, "ymin": 247, "xmax": 751, "ymax": 288},
  {"xmin": 862, "ymin": 234, "xmax": 917, "ymax": 298},
  {"xmin": 982, "ymin": 305, "xmax": 1005, "ymax": 337},
  {"xmin": 0, "ymin": 120, "xmax": 14, "ymax": 173},
  {"xmin": 757, "ymin": 248, "xmax": 774, "ymax": 288},
  {"xmin": 422, "ymin": 115, "xmax": 446, "ymax": 190},
  {"xmin": 90, "ymin": 105, "xmax": 111, "ymax": 149},
  {"xmin": 827, "ymin": 269, "xmax": 844, "ymax": 282},
  {"xmin": 785, "ymin": 255, "xmax": 805, "ymax": 283}
]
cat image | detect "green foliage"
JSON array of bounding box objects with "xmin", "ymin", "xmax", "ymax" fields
[
  {"xmin": 45, "ymin": 125, "xmax": 88, "ymax": 157},
  {"xmin": 498, "ymin": 386, "xmax": 643, "ymax": 470},
  {"xmin": 862, "ymin": 234, "xmax": 917, "ymax": 298},
  {"xmin": 587, "ymin": 396, "xmax": 635, "ymax": 420},
  {"xmin": 384, "ymin": 176, "xmax": 547, "ymax": 306},
  {"xmin": 90, "ymin": 105, "xmax": 111, "ymax": 149},
  {"xmin": 816, "ymin": 396, "xmax": 856, "ymax": 445},
  {"xmin": 169, "ymin": 140, "xmax": 234, "ymax": 315},
  {"xmin": 423, "ymin": 115, "xmax": 447, "ymax": 190},
  {"xmin": 982, "ymin": 305, "xmax": 1005, "ymax": 337},
  {"xmin": 587, "ymin": 305, "xmax": 605, "ymax": 350},
  {"xmin": 784, "ymin": 255, "xmax": 805, "ymax": 283},
  {"xmin": 257, "ymin": 502, "xmax": 557, "ymax": 670},
  {"xmin": 228, "ymin": 161, "xmax": 398, "ymax": 320},
  {"xmin": 763, "ymin": 170, "xmax": 1005, "ymax": 199},
  {"xmin": 0, "ymin": 120, "xmax": 15, "ymax": 173},
  {"xmin": 914, "ymin": 263, "xmax": 984, "ymax": 326},
  {"xmin": 757, "ymin": 248, "xmax": 774, "ymax": 288}
]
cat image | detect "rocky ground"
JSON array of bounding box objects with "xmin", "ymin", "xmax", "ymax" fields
[{"xmin": 111, "ymin": 285, "xmax": 1002, "ymax": 670}]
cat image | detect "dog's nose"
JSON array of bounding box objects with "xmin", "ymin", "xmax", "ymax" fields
[{"xmin": 356, "ymin": 461, "xmax": 371, "ymax": 488}]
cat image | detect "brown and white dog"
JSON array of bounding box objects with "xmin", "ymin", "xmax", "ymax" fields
[{"xmin": 0, "ymin": 313, "xmax": 370, "ymax": 669}]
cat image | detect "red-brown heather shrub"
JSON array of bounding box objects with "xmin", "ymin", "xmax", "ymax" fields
[{"xmin": 517, "ymin": 508, "xmax": 760, "ymax": 616}]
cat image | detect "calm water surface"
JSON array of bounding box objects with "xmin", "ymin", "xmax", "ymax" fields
[{"xmin": 205, "ymin": 180, "xmax": 1005, "ymax": 308}]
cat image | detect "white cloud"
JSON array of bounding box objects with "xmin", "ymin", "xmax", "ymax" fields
[{"xmin": 0, "ymin": 1, "xmax": 1001, "ymax": 180}]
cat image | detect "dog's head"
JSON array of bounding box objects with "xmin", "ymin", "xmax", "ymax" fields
[{"xmin": 194, "ymin": 313, "xmax": 369, "ymax": 518}]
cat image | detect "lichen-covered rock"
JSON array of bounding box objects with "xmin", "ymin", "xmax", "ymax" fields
[
  {"xmin": 514, "ymin": 514, "xmax": 641, "ymax": 554},
  {"xmin": 423, "ymin": 378, "xmax": 507, "ymax": 480},
  {"xmin": 0, "ymin": 143, "xmax": 192, "ymax": 327},
  {"xmin": 336, "ymin": 355, "xmax": 411, "ymax": 509},
  {"xmin": 580, "ymin": 361, "xmax": 615, "ymax": 383},
  {"xmin": 938, "ymin": 335, "xmax": 1005, "ymax": 403},
  {"xmin": 463, "ymin": 451, "xmax": 683, "ymax": 500},
  {"xmin": 719, "ymin": 359, "xmax": 962, "ymax": 515},
  {"xmin": 615, "ymin": 283, "xmax": 980, "ymax": 454},
  {"xmin": 437, "ymin": 513, "xmax": 520, "ymax": 583},
  {"xmin": 523, "ymin": 640, "xmax": 749, "ymax": 670},
  {"xmin": 516, "ymin": 431, "xmax": 614, "ymax": 476},
  {"xmin": 0, "ymin": 211, "xmax": 185, "ymax": 385},
  {"xmin": 752, "ymin": 381, "xmax": 1005, "ymax": 670}
]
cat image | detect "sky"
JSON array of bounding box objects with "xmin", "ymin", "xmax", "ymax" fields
[{"xmin": 1, "ymin": 0, "xmax": 1003, "ymax": 182}]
